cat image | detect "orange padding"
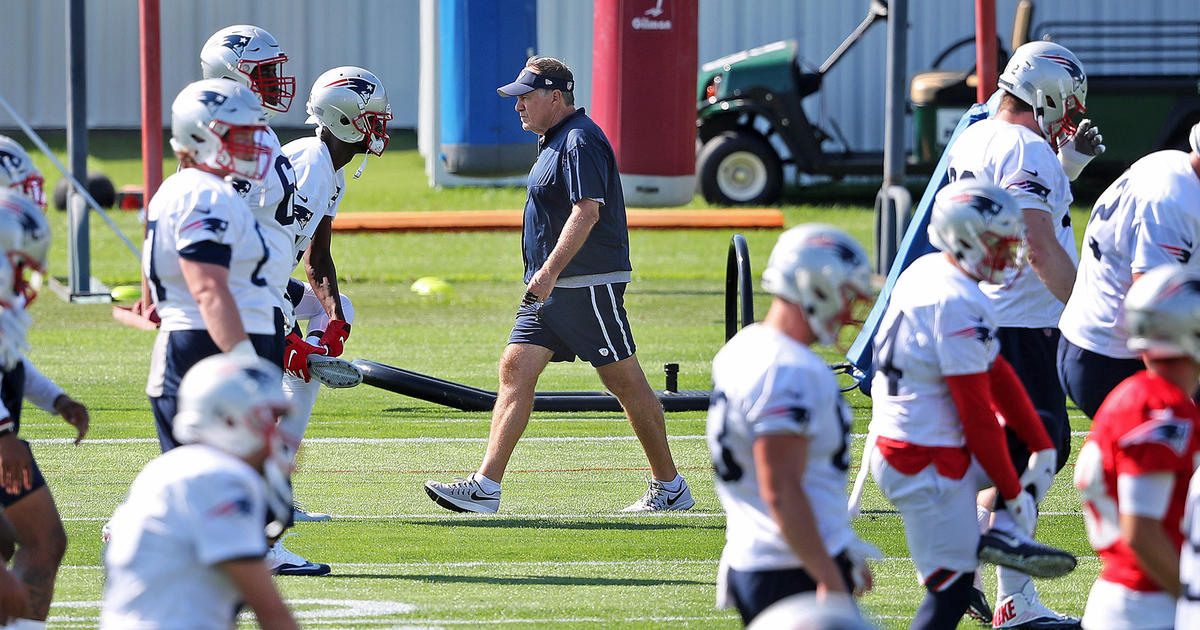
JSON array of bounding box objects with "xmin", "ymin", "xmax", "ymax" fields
[{"xmin": 331, "ymin": 209, "xmax": 784, "ymax": 232}]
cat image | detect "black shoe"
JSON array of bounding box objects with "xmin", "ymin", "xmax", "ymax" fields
[
  {"xmin": 965, "ymin": 586, "xmax": 993, "ymax": 625},
  {"xmin": 977, "ymin": 530, "xmax": 1076, "ymax": 579}
]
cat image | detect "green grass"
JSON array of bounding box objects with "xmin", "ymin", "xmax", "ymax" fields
[{"xmin": 12, "ymin": 130, "xmax": 1106, "ymax": 628}]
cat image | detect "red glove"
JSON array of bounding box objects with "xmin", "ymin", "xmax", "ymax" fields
[
  {"xmin": 284, "ymin": 332, "xmax": 327, "ymax": 382},
  {"xmin": 316, "ymin": 320, "xmax": 351, "ymax": 358}
]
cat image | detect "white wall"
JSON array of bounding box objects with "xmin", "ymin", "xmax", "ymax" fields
[{"xmin": 2, "ymin": 0, "xmax": 1197, "ymax": 152}]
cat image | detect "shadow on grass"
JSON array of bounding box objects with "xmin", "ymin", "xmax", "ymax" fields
[
  {"xmin": 326, "ymin": 573, "xmax": 709, "ymax": 586},
  {"xmin": 413, "ymin": 517, "xmax": 724, "ymax": 531}
]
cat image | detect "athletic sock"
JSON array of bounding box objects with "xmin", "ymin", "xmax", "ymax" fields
[
  {"xmin": 657, "ymin": 474, "xmax": 684, "ymax": 492},
  {"xmin": 7, "ymin": 619, "xmax": 47, "ymax": 630},
  {"xmin": 996, "ymin": 565, "xmax": 1033, "ymax": 601},
  {"xmin": 472, "ymin": 472, "xmax": 501, "ymax": 492}
]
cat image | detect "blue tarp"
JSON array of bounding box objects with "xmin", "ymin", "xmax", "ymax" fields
[{"xmin": 846, "ymin": 91, "xmax": 1004, "ymax": 394}]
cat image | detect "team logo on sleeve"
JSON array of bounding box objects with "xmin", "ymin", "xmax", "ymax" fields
[
  {"xmin": 182, "ymin": 216, "xmax": 229, "ymax": 238},
  {"xmin": 1117, "ymin": 410, "xmax": 1193, "ymax": 456},
  {"xmin": 220, "ymin": 34, "xmax": 251, "ymax": 56},
  {"xmin": 207, "ymin": 495, "xmax": 253, "ymax": 517},
  {"xmin": 1011, "ymin": 180, "xmax": 1051, "ymax": 201},
  {"xmin": 325, "ymin": 77, "xmax": 375, "ymax": 105},
  {"xmin": 947, "ymin": 316, "xmax": 993, "ymax": 344},
  {"xmin": 1159, "ymin": 242, "xmax": 1193, "ymax": 264}
]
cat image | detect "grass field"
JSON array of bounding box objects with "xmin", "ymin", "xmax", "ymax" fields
[{"xmin": 12, "ymin": 129, "xmax": 1105, "ymax": 628}]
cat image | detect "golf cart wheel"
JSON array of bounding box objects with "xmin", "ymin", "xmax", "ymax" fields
[{"xmin": 697, "ymin": 131, "xmax": 783, "ymax": 205}]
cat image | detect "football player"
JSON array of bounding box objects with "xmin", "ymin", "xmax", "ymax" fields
[
  {"xmin": 945, "ymin": 41, "xmax": 1103, "ymax": 629},
  {"xmin": 103, "ymin": 354, "xmax": 299, "ymax": 630},
  {"xmin": 0, "ymin": 137, "xmax": 90, "ymax": 439},
  {"xmin": 707, "ymin": 225, "xmax": 879, "ymax": 625},
  {"xmin": 0, "ymin": 191, "xmax": 89, "ymax": 629},
  {"xmin": 276, "ymin": 66, "xmax": 389, "ymax": 496},
  {"xmin": 1181, "ymin": 454, "xmax": 1200, "ymax": 626},
  {"xmin": 1073, "ymin": 264, "xmax": 1200, "ymax": 630},
  {"xmin": 1059, "ymin": 122, "xmax": 1200, "ymax": 419},
  {"xmin": 868, "ymin": 180, "xmax": 1076, "ymax": 630},
  {"xmin": 200, "ymin": 24, "xmax": 331, "ymax": 574},
  {"xmin": 145, "ymin": 78, "xmax": 279, "ymax": 447}
]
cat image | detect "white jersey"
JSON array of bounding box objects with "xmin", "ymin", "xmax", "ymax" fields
[
  {"xmin": 143, "ymin": 168, "xmax": 276, "ymax": 334},
  {"xmin": 101, "ymin": 445, "xmax": 268, "ymax": 630},
  {"xmin": 946, "ymin": 118, "xmax": 1077, "ymax": 328},
  {"xmin": 1180, "ymin": 466, "xmax": 1200, "ymax": 628},
  {"xmin": 1060, "ymin": 150, "xmax": 1200, "ymax": 358},
  {"xmin": 232, "ymin": 127, "xmax": 298, "ymax": 316},
  {"xmin": 869, "ymin": 254, "xmax": 1000, "ymax": 447},
  {"xmin": 707, "ymin": 324, "xmax": 856, "ymax": 571},
  {"xmin": 282, "ymin": 135, "xmax": 345, "ymax": 267}
]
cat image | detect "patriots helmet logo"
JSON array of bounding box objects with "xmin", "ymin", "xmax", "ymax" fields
[
  {"xmin": 195, "ymin": 90, "xmax": 228, "ymax": 116},
  {"xmin": 244, "ymin": 366, "xmax": 274, "ymax": 388},
  {"xmin": 806, "ymin": 235, "xmax": 864, "ymax": 265},
  {"xmin": 0, "ymin": 150, "xmax": 23, "ymax": 175},
  {"xmin": 950, "ymin": 192, "xmax": 1003, "ymax": 218},
  {"xmin": 1040, "ymin": 53, "xmax": 1086, "ymax": 91},
  {"xmin": 220, "ymin": 34, "xmax": 251, "ymax": 56},
  {"xmin": 326, "ymin": 77, "xmax": 376, "ymax": 105}
]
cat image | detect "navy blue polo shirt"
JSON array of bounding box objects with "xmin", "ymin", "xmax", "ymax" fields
[{"xmin": 522, "ymin": 109, "xmax": 632, "ymax": 285}]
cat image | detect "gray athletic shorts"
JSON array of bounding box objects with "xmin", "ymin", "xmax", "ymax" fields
[{"xmin": 509, "ymin": 283, "xmax": 636, "ymax": 367}]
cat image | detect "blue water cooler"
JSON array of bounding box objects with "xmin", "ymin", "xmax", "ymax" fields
[{"xmin": 438, "ymin": 0, "xmax": 538, "ymax": 176}]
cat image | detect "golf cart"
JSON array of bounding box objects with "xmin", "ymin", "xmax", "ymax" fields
[
  {"xmin": 912, "ymin": 0, "xmax": 1200, "ymax": 180},
  {"xmin": 695, "ymin": 0, "xmax": 899, "ymax": 205}
]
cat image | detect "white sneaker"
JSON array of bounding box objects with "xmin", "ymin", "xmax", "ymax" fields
[
  {"xmin": 292, "ymin": 501, "xmax": 332, "ymax": 522},
  {"xmin": 621, "ymin": 476, "xmax": 694, "ymax": 512},
  {"xmin": 992, "ymin": 581, "xmax": 1081, "ymax": 629},
  {"xmin": 267, "ymin": 533, "xmax": 331, "ymax": 576},
  {"xmin": 424, "ymin": 473, "xmax": 500, "ymax": 513}
]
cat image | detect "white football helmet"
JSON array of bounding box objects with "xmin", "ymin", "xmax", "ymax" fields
[
  {"xmin": 306, "ymin": 66, "xmax": 392, "ymax": 156},
  {"xmin": 761, "ymin": 224, "xmax": 872, "ymax": 345},
  {"xmin": 998, "ymin": 41, "xmax": 1088, "ymax": 149},
  {"xmin": 929, "ymin": 179, "xmax": 1026, "ymax": 285},
  {"xmin": 200, "ymin": 25, "xmax": 295, "ymax": 116},
  {"xmin": 1124, "ymin": 264, "xmax": 1200, "ymax": 361},
  {"xmin": 0, "ymin": 189, "xmax": 50, "ymax": 304},
  {"xmin": 174, "ymin": 353, "xmax": 295, "ymax": 534},
  {"xmin": 170, "ymin": 79, "xmax": 271, "ymax": 181},
  {"xmin": 174, "ymin": 353, "xmax": 293, "ymax": 459},
  {"xmin": 0, "ymin": 136, "xmax": 45, "ymax": 210}
]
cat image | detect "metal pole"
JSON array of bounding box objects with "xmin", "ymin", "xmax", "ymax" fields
[
  {"xmin": 66, "ymin": 0, "xmax": 89, "ymax": 296},
  {"xmin": 976, "ymin": 0, "xmax": 998, "ymax": 103},
  {"xmin": 882, "ymin": 0, "xmax": 906, "ymax": 189},
  {"xmin": 139, "ymin": 0, "xmax": 162, "ymax": 204},
  {"xmin": 874, "ymin": 0, "xmax": 910, "ymax": 275}
]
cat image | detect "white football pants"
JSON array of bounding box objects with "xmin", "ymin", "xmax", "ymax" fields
[{"xmin": 280, "ymin": 282, "xmax": 355, "ymax": 465}]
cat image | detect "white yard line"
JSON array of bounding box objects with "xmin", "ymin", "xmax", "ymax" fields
[
  {"xmin": 28, "ymin": 431, "xmax": 1094, "ymax": 446},
  {"xmin": 62, "ymin": 555, "xmax": 1101, "ymax": 572}
]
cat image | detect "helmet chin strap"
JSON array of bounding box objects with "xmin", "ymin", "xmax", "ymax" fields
[
  {"xmin": 1032, "ymin": 87, "xmax": 1049, "ymax": 139},
  {"xmin": 353, "ymin": 154, "xmax": 369, "ymax": 179}
]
